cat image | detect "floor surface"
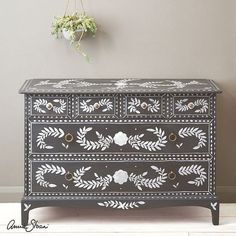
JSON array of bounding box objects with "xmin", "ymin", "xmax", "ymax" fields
[{"xmin": 0, "ymin": 203, "xmax": 235, "ymax": 235}]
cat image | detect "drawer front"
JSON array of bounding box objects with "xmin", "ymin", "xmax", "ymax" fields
[
  {"xmin": 74, "ymin": 94, "xmax": 118, "ymax": 118},
  {"xmin": 170, "ymin": 95, "xmax": 214, "ymax": 118},
  {"xmin": 28, "ymin": 160, "xmax": 210, "ymax": 196},
  {"xmin": 29, "ymin": 95, "xmax": 71, "ymax": 118},
  {"xmin": 29, "ymin": 120, "xmax": 213, "ymax": 156},
  {"xmin": 123, "ymin": 94, "xmax": 164, "ymax": 117}
]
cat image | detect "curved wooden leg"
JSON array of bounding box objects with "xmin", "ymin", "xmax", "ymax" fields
[
  {"xmin": 21, "ymin": 201, "xmax": 31, "ymax": 226},
  {"xmin": 210, "ymin": 200, "xmax": 219, "ymax": 225}
]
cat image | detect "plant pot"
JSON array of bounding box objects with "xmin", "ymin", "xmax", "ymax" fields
[{"xmin": 62, "ymin": 28, "xmax": 85, "ymax": 41}]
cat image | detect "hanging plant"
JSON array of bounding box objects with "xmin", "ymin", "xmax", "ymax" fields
[{"xmin": 51, "ymin": 0, "xmax": 97, "ymax": 60}]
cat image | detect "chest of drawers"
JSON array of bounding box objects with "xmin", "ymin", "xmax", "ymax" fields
[{"xmin": 19, "ymin": 78, "xmax": 221, "ymax": 225}]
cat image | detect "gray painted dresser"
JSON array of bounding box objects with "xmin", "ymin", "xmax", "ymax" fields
[{"xmin": 19, "ymin": 79, "xmax": 221, "ymax": 225}]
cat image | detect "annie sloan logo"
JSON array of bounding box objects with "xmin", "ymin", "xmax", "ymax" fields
[{"xmin": 7, "ymin": 219, "xmax": 49, "ymax": 232}]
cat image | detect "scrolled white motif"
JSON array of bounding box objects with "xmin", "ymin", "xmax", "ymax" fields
[
  {"xmin": 97, "ymin": 200, "xmax": 146, "ymax": 210},
  {"xmin": 129, "ymin": 166, "xmax": 167, "ymax": 190},
  {"xmin": 36, "ymin": 127, "xmax": 65, "ymax": 149},
  {"xmin": 33, "ymin": 99, "xmax": 66, "ymax": 114},
  {"xmin": 175, "ymin": 98, "xmax": 208, "ymax": 113},
  {"xmin": 76, "ymin": 126, "xmax": 167, "ymax": 152},
  {"xmin": 76, "ymin": 127, "xmax": 113, "ymax": 151},
  {"xmin": 35, "ymin": 164, "xmax": 66, "ymax": 188},
  {"xmin": 73, "ymin": 166, "xmax": 113, "ymax": 190},
  {"xmin": 128, "ymin": 128, "xmax": 167, "ymax": 151},
  {"xmin": 127, "ymin": 98, "xmax": 160, "ymax": 114},
  {"xmin": 178, "ymin": 165, "xmax": 207, "ymax": 186},
  {"xmin": 178, "ymin": 127, "xmax": 207, "ymax": 150},
  {"xmin": 80, "ymin": 98, "xmax": 113, "ymax": 113}
]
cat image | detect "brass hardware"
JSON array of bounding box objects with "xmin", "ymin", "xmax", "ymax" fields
[
  {"xmin": 65, "ymin": 172, "xmax": 73, "ymax": 181},
  {"xmin": 46, "ymin": 102, "xmax": 53, "ymax": 110},
  {"xmin": 141, "ymin": 102, "xmax": 148, "ymax": 109},
  {"xmin": 64, "ymin": 133, "xmax": 74, "ymax": 143},
  {"xmin": 187, "ymin": 102, "xmax": 195, "ymax": 109},
  {"xmin": 94, "ymin": 103, "xmax": 100, "ymax": 109},
  {"xmin": 168, "ymin": 171, "xmax": 176, "ymax": 180},
  {"xmin": 168, "ymin": 133, "xmax": 177, "ymax": 142}
]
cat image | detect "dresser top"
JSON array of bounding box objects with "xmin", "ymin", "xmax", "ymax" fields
[{"xmin": 19, "ymin": 79, "xmax": 221, "ymax": 94}]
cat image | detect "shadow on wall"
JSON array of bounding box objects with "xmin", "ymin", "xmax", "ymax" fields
[{"xmin": 216, "ymin": 78, "xmax": 236, "ymax": 202}]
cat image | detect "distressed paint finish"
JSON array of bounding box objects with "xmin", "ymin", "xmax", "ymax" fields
[{"xmin": 20, "ymin": 79, "xmax": 221, "ymax": 226}]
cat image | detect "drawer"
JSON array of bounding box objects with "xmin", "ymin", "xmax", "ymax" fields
[
  {"xmin": 123, "ymin": 94, "xmax": 164, "ymax": 117},
  {"xmin": 169, "ymin": 94, "xmax": 214, "ymax": 118},
  {"xmin": 74, "ymin": 94, "xmax": 118, "ymax": 118},
  {"xmin": 29, "ymin": 95, "xmax": 71, "ymax": 118},
  {"xmin": 28, "ymin": 160, "xmax": 210, "ymax": 196},
  {"xmin": 29, "ymin": 120, "xmax": 213, "ymax": 157}
]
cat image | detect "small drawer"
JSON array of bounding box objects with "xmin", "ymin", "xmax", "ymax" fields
[
  {"xmin": 74, "ymin": 94, "xmax": 118, "ymax": 118},
  {"xmin": 29, "ymin": 95, "xmax": 71, "ymax": 118},
  {"xmin": 123, "ymin": 94, "xmax": 164, "ymax": 117},
  {"xmin": 170, "ymin": 95, "xmax": 213, "ymax": 118},
  {"xmin": 28, "ymin": 160, "xmax": 210, "ymax": 196}
]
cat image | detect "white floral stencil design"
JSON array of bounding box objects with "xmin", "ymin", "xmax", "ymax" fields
[
  {"xmin": 73, "ymin": 166, "xmax": 167, "ymax": 190},
  {"xmin": 129, "ymin": 166, "xmax": 167, "ymax": 190},
  {"xmin": 178, "ymin": 165, "xmax": 207, "ymax": 186},
  {"xmin": 178, "ymin": 127, "xmax": 207, "ymax": 150},
  {"xmin": 76, "ymin": 127, "xmax": 113, "ymax": 151},
  {"xmin": 97, "ymin": 201, "xmax": 146, "ymax": 210},
  {"xmin": 80, "ymin": 98, "xmax": 113, "ymax": 113},
  {"xmin": 76, "ymin": 127, "xmax": 167, "ymax": 152},
  {"xmin": 36, "ymin": 127, "xmax": 65, "ymax": 149},
  {"xmin": 35, "ymin": 164, "xmax": 66, "ymax": 188},
  {"xmin": 127, "ymin": 98, "xmax": 160, "ymax": 114},
  {"xmin": 33, "ymin": 99, "xmax": 66, "ymax": 114},
  {"xmin": 73, "ymin": 166, "xmax": 113, "ymax": 190},
  {"xmin": 175, "ymin": 98, "xmax": 208, "ymax": 113}
]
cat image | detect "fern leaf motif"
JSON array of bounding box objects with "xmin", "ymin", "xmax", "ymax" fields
[
  {"xmin": 178, "ymin": 165, "xmax": 207, "ymax": 186},
  {"xmin": 178, "ymin": 127, "xmax": 207, "ymax": 150},
  {"xmin": 36, "ymin": 127, "xmax": 65, "ymax": 149}
]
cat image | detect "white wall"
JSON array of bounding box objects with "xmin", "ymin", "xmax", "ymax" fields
[{"xmin": 0, "ymin": 0, "xmax": 236, "ymax": 201}]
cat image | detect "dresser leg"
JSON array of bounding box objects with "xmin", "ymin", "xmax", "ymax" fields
[
  {"xmin": 21, "ymin": 202, "xmax": 30, "ymax": 226},
  {"xmin": 210, "ymin": 201, "xmax": 219, "ymax": 225}
]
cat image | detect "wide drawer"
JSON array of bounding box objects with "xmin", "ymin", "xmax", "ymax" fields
[
  {"xmin": 29, "ymin": 120, "xmax": 213, "ymax": 157},
  {"xmin": 28, "ymin": 160, "xmax": 211, "ymax": 196}
]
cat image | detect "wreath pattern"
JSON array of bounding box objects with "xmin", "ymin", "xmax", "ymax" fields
[
  {"xmin": 175, "ymin": 98, "xmax": 208, "ymax": 113},
  {"xmin": 80, "ymin": 98, "xmax": 113, "ymax": 113},
  {"xmin": 33, "ymin": 99, "xmax": 67, "ymax": 114},
  {"xmin": 127, "ymin": 98, "xmax": 160, "ymax": 114}
]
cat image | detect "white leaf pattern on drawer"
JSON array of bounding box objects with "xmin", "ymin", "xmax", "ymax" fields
[
  {"xmin": 33, "ymin": 99, "xmax": 66, "ymax": 114},
  {"xmin": 80, "ymin": 98, "xmax": 113, "ymax": 113},
  {"xmin": 127, "ymin": 98, "xmax": 160, "ymax": 114},
  {"xmin": 178, "ymin": 127, "xmax": 207, "ymax": 150},
  {"xmin": 175, "ymin": 98, "xmax": 208, "ymax": 113},
  {"xmin": 178, "ymin": 165, "xmax": 207, "ymax": 186},
  {"xmin": 36, "ymin": 127, "xmax": 65, "ymax": 149},
  {"xmin": 35, "ymin": 164, "xmax": 66, "ymax": 188}
]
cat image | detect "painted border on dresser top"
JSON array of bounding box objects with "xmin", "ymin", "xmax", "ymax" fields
[{"xmin": 19, "ymin": 79, "xmax": 222, "ymax": 94}]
